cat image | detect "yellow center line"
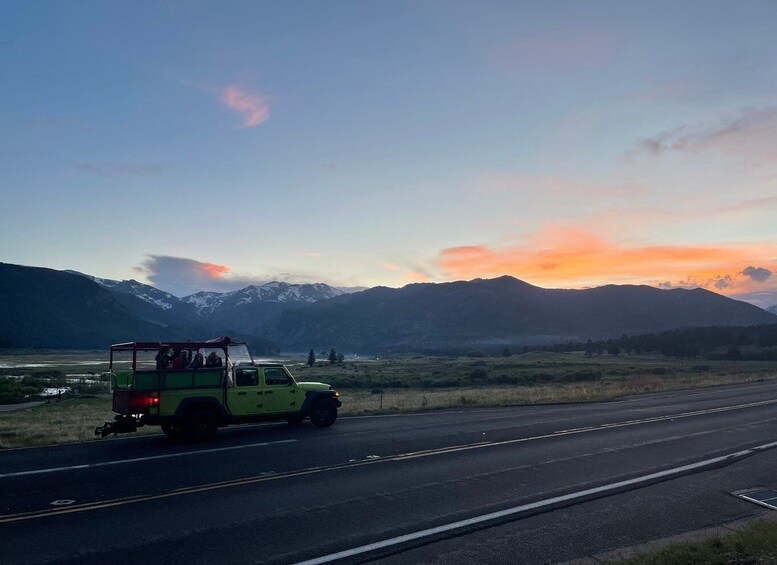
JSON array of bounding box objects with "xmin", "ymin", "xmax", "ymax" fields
[{"xmin": 2, "ymin": 397, "xmax": 776, "ymax": 524}]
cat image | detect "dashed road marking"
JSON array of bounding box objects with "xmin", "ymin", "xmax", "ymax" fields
[{"xmin": 0, "ymin": 439, "xmax": 297, "ymax": 479}]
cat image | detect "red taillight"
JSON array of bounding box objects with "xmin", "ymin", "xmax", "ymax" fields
[{"xmin": 148, "ymin": 394, "xmax": 160, "ymax": 408}]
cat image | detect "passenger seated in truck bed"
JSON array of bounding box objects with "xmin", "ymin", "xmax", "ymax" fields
[
  {"xmin": 205, "ymin": 352, "xmax": 222, "ymax": 367},
  {"xmin": 188, "ymin": 352, "xmax": 204, "ymax": 369}
]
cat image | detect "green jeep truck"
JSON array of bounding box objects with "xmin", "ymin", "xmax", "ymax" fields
[{"xmin": 95, "ymin": 336, "xmax": 341, "ymax": 442}]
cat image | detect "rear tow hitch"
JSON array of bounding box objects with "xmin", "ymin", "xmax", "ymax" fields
[{"xmin": 95, "ymin": 415, "xmax": 142, "ymax": 437}]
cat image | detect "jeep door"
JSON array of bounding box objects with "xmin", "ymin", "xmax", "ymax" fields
[
  {"xmin": 229, "ymin": 367, "xmax": 265, "ymax": 416},
  {"xmin": 261, "ymin": 367, "xmax": 299, "ymax": 414}
]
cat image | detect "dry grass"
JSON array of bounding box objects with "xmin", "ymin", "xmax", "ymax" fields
[
  {"xmin": 609, "ymin": 519, "xmax": 777, "ymax": 564},
  {"xmin": 0, "ymin": 397, "xmax": 156, "ymax": 449},
  {"xmin": 337, "ymin": 372, "xmax": 777, "ymax": 415}
]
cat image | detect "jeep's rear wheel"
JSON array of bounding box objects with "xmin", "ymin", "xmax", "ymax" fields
[
  {"xmin": 184, "ymin": 408, "xmax": 218, "ymax": 442},
  {"xmin": 310, "ymin": 399, "xmax": 337, "ymax": 428},
  {"xmin": 161, "ymin": 422, "xmax": 184, "ymax": 440}
]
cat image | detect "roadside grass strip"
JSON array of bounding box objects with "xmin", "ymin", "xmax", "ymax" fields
[
  {"xmin": 608, "ymin": 518, "xmax": 777, "ymax": 565},
  {"xmin": 2, "ymin": 398, "xmax": 777, "ymax": 525}
]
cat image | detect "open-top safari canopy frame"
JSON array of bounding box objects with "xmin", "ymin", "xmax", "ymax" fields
[{"xmin": 109, "ymin": 336, "xmax": 243, "ymax": 371}]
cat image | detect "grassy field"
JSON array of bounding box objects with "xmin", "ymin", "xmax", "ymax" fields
[
  {"xmin": 609, "ymin": 518, "xmax": 777, "ymax": 564},
  {"xmin": 0, "ymin": 350, "xmax": 775, "ymax": 449}
]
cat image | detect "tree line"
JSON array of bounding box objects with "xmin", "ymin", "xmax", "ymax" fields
[{"xmin": 544, "ymin": 324, "xmax": 777, "ymax": 360}]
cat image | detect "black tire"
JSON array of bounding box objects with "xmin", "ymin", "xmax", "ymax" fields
[
  {"xmin": 184, "ymin": 408, "xmax": 218, "ymax": 442},
  {"xmin": 285, "ymin": 414, "xmax": 305, "ymax": 426},
  {"xmin": 161, "ymin": 422, "xmax": 184, "ymax": 440},
  {"xmin": 310, "ymin": 399, "xmax": 337, "ymax": 428}
]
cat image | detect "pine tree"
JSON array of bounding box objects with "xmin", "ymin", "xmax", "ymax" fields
[
  {"xmin": 328, "ymin": 348, "xmax": 337, "ymax": 365},
  {"xmin": 307, "ymin": 349, "xmax": 316, "ymax": 366}
]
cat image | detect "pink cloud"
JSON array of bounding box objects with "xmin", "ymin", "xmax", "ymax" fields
[{"xmin": 220, "ymin": 85, "xmax": 270, "ymax": 128}]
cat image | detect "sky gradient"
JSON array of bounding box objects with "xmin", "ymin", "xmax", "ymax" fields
[{"xmin": 2, "ymin": 1, "xmax": 776, "ymax": 305}]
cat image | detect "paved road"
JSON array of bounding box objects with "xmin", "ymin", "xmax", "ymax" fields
[
  {"xmin": 1, "ymin": 381, "xmax": 777, "ymax": 564},
  {"xmin": 0, "ymin": 401, "xmax": 45, "ymax": 412}
]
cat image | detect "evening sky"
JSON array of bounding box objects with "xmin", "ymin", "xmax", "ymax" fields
[{"xmin": 1, "ymin": 1, "xmax": 776, "ymax": 304}]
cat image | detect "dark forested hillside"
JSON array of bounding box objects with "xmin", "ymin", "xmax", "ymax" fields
[
  {"xmin": 262, "ymin": 276, "xmax": 777, "ymax": 353},
  {"xmin": 0, "ymin": 263, "xmax": 205, "ymax": 348}
]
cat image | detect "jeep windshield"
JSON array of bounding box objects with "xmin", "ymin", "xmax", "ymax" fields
[{"xmin": 227, "ymin": 344, "xmax": 253, "ymax": 364}]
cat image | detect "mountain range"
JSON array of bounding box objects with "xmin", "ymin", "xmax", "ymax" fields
[
  {"xmin": 67, "ymin": 270, "xmax": 343, "ymax": 337},
  {"xmin": 2, "ymin": 263, "xmax": 776, "ymax": 352},
  {"xmin": 261, "ymin": 276, "xmax": 777, "ymax": 352}
]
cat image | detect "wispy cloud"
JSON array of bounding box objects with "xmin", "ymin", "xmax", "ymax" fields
[
  {"xmin": 403, "ymin": 271, "xmax": 432, "ymax": 283},
  {"xmin": 495, "ymin": 27, "xmax": 619, "ymax": 72},
  {"xmin": 220, "ymin": 85, "xmax": 270, "ymax": 128},
  {"xmin": 628, "ymin": 106, "xmax": 777, "ymax": 164},
  {"xmin": 434, "ymin": 225, "xmax": 777, "ymax": 296},
  {"xmin": 73, "ymin": 163, "xmax": 168, "ymax": 177},
  {"xmin": 382, "ymin": 258, "xmax": 436, "ymax": 284}
]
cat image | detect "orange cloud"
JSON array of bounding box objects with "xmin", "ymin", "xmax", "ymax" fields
[
  {"xmin": 220, "ymin": 85, "xmax": 269, "ymax": 127},
  {"xmin": 436, "ymin": 226, "xmax": 777, "ymax": 296},
  {"xmin": 201, "ymin": 262, "xmax": 231, "ymax": 278}
]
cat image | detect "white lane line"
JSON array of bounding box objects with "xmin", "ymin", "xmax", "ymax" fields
[
  {"xmin": 296, "ymin": 440, "xmax": 777, "ymax": 565},
  {"xmin": 0, "ymin": 439, "xmax": 297, "ymax": 479}
]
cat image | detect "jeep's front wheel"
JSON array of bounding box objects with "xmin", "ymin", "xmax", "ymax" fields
[
  {"xmin": 310, "ymin": 399, "xmax": 337, "ymax": 428},
  {"xmin": 184, "ymin": 408, "xmax": 218, "ymax": 442}
]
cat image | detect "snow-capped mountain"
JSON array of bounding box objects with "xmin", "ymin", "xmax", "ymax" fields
[
  {"xmin": 110, "ymin": 279, "xmax": 180, "ymax": 311},
  {"xmin": 67, "ymin": 271, "xmax": 179, "ymax": 311},
  {"xmin": 182, "ymin": 291, "xmax": 230, "ymax": 315},
  {"xmin": 179, "ymin": 282, "xmax": 344, "ymax": 333},
  {"xmin": 183, "ymin": 282, "xmax": 343, "ymax": 315},
  {"xmin": 64, "ymin": 270, "xmax": 120, "ymax": 288},
  {"xmin": 767, "ymin": 304, "xmax": 777, "ymax": 315},
  {"xmin": 232, "ymin": 282, "xmax": 343, "ymax": 305},
  {"xmin": 68, "ymin": 270, "xmax": 346, "ymax": 335}
]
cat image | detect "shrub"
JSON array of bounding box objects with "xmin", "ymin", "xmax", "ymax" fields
[
  {"xmin": 488, "ymin": 374, "xmax": 522, "ymax": 385},
  {"xmin": 430, "ymin": 378, "xmax": 461, "ymax": 388},
  {"xmin": 561, "ymin": 370, "xmax": 602, "ymax": 382}
]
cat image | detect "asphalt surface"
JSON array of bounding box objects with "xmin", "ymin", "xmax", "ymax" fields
[
  {"xmin": 1, "ymin": 381, "xmax": 777, "ymax": 564},
  {"xmin": 0, "ymin": 401, "xmax": 45, "ymax": 412}
]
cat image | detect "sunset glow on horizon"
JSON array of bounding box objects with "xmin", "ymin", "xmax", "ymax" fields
[{"xmin": 1, "ymin": 1, "xmax": 776, "ymax": 306}]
